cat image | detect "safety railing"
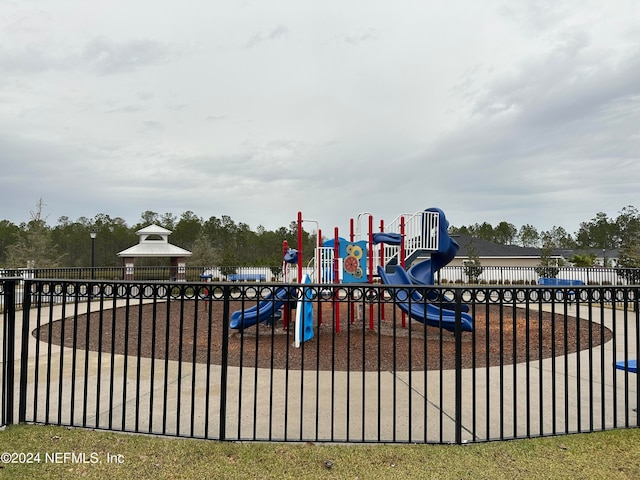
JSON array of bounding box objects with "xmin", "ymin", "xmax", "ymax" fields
[{"xmin": 2, "ymin": 278, "xmax": 638, "ymax": 442}]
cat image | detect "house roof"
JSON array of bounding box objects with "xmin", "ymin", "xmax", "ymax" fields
[
  {"xmin": 452, "ymin": 235, "xmax": 544, "ymax": 258},
  {"xmin": 555, "ymin": 248, "xmax": 619, "ymax": 259},
  {"xmin": 452, "ymin": 235, "xmax": 620, "ymax": 260}
]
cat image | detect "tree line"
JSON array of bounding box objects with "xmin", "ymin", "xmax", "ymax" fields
[
  {"xmin": 1, "ymin": 201, "xmax": 639, "ymax": 270},
  {"xmin": 0, "ymin": 201, "xmax": 317, "ymax": 269},
  {"xmin": 450, "ymin": 205, "xmax": 640, "ymax": 268}
]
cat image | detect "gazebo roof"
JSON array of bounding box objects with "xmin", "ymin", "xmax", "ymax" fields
[{"xmin": 117, "ymin": 224, "xmax": 192, "ymax": 258}]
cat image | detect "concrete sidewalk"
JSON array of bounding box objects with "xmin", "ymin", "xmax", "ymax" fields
[{"xmin": 2, "ymin": 300, "xmax": 638, "ymax": 442}]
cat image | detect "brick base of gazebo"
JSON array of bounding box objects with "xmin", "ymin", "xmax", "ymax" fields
[
  {"xmin": 122, "ymin": 256, "xmax": 187, "ymax": 281},
  {"xmin": 118, "ymin": 225, "xmax": 192, "ymax": 281}
]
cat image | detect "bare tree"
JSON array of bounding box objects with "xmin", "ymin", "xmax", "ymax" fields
[{"xmin": 6, "ymin": 199, "xmax": 65, "ymax": 268}]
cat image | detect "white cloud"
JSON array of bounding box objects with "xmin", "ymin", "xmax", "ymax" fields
[
  {"xmin": 244, "ymin": 25, "xmax": 289, "ymax": 49},
  {"xmin": 0, "ymin": 0, "xmax": 638, "ymax": 236},
  {"xmin": 81, "ymin": 37, "xmax": 171, "ymax": 75}
]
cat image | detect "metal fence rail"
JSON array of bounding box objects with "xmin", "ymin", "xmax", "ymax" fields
[{"xmin": 1, "ymin": 278, "xmax": 639, "ymax": 443}]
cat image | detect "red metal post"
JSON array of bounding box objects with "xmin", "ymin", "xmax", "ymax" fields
[
  {"xmin": 334, "ymin": 227, "xmax": 340, "ymax": 334},
  {"xmin": 400, "ymin": 216, "xmax": 406, "ymax": 269},
  {"xmin": 317, "ymin": 228, "xmax": 323, "ymax": 326},
  {"xmin": 297, "ymin": 211, "xmax": 303, "ymax": 283},
  {"xmin": 349, "ymin": 219, "xmax": 355, "ymax": 324},
  {"xmin": 368, "ymin": 215, "xmax": 374, "ymax": 330},
  {"xmin": 379, "ymin": 220, "xmax": 385, "ymax": 268},
  {"xmin": 400, "ymin": 216, "xmax": 407, "ymax": 328},
  {"xmin": 379, "ymin": 219, "xmax": 385, "ymax": 321}
]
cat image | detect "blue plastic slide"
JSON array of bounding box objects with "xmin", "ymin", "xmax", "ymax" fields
[
  {"xmin": 407, "ymin": 207, "xmax": 458, "ymax": 285},
  {"xmin": 377, "ymin": 265, "xmax": 473, "ymax": 333},
  {"xmin": 230, "ymin": 286, "xmax": 292, "ymax": 330},
  {"xmin": 406, "ymin": 208, "xmax": 469, "ymax": 313},
  {"xmin": 295, "ymin": 274, "xmax": 315, "ymax": 347}
]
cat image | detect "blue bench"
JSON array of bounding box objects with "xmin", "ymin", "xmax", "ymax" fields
[
  {"xmin": 538, "ymin": 278, "xmax": 584, "ymax": 286},
  {"xmin": 537, "ymin": 278, "xmax": 584, "ymax": 302},
  {"xmin": 227, "ymin": 273, "xmax": 266, "ymax": 282},
  {"xmin": 615, "ymin": 359, "xmax": 637, "ymax": 373}
]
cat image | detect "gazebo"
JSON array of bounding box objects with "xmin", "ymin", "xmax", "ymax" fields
[{"xmin": 117, "ymin": 224, "xmax": 192, "ymax": 281}]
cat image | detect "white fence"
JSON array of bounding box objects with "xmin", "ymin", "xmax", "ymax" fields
[{"xmin": 438, "ymin": 266, "xmax": 626, "ymax": 285}]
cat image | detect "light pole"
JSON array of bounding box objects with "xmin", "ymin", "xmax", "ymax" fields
[{"xmin": 90, "ymin": 230, "xmax": 97, "ymax": 279}]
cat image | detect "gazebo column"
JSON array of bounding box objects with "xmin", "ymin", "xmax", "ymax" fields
[
  {"xmin": 170, "ymin": 256, "xmax": 187, "ymax": 281},
  {"xmin": 123, "ymin": 257, "xmax": 135, "ymax": 280}
]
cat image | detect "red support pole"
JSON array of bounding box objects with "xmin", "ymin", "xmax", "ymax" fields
[
  {"xmin": 283, "ymin": 298, "xmax": 291, "ymax": 330},
  {"xmin": 368, "ymin": 215, "xmax": 374, "ymax": 330},
  {"xmin": 297, "ymin": 211, "xmax": 303, "ymax": 283},
  {"xmin": 318, "ymin": 228, "xmax": 323, "ymax": 326},
  {"xmin": 333, "ymin": 227, "xmax": 340, "ymax": 334},
  {"xmin": 368, "ymin": 215, "xmax": 374, "ymax": 284},
  {"xmin": 317, "ymin": 228, "xmax": 322, "ymax": 282},
  {"xmin": 379, "ymin": 220, "xmax": 385, "ymax": 268},
  {"xmin": 400, "ymin": 216, "xmax": 406, "ymax": 269},
  {"xmin": 400, "ymin": 216, "xmax": 407, "ymax": 329},
  {"xmin": 349, "ymin": 219, "xmax": 355, "ymax": 324},
  {"xmin": 379, "ymin": 219, "xmax": 385, "ymax": 321}
]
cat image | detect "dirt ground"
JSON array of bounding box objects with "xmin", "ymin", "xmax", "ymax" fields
[{"xmin": 35, "ymin": 300, "xmax": 612, "ymax": 372}]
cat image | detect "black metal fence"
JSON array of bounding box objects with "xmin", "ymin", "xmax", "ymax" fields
[{"xmin": 2, "ymin": 277, "xmax": 639, "ymax": 443}]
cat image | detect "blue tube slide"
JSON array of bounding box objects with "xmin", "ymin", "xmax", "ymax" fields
[{"xmin": 377, "ymin": 265, "xmax": 473, "ymax": 333}]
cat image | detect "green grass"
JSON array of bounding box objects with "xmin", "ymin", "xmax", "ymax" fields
[{"xmin": 1, "ymin": 425, "xmax": 640, "ymax": 479}]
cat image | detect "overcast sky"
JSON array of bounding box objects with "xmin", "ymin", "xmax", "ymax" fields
[{"xmin": 1, "ymin": 1, "xmax": 639, "ymax": 237}]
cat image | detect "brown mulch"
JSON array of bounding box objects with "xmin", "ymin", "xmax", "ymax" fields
[{"xmin": 35, "ymin": 300, "xmax": 612, "ymax": 372}]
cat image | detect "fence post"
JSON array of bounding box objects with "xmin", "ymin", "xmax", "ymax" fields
[
  {"xmin": 3, "ymin": 279, "xmax": 17, "ymax": 425},
  {"xmin": 218, "ymin": 284, "xmax": 231, "ymax": 441},
  {"xmin": 454, "ymin": 288, "xmax": 463, "ymax": 444},
  {"xmin": 18, "ymin": 280, "xmax": 33, "ymax": 423}
]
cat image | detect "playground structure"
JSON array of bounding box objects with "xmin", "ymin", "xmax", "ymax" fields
[{"xmin": 229, "ymin": 208, "xmax": 474, "ymax": 341}]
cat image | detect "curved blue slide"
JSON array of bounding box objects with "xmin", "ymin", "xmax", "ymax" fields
[
  {"xmin": 406, "ymin": 207, "xmax": 469, "ymax": 313},
  {"xmin": 407, "ymin": 239, "xmax": 470, "ymax": 313},
  {"xmin": 376, "ymin": 208, "xmax": 472, "ymax": 332},
  {"xmin": 407, "ymin": 207, "xmax": 458, "ymax": 285},
  {"xmin": 377, "ymin": 265, "xmax": 473, "ymax": 332},
  {"xmin": 230, "ymin": 286, "xmax": 292, "ymax": 331}
]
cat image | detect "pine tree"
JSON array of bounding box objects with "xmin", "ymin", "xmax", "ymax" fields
[
  {"xmin": 616, "ymin": 232, "xmax": 640, "ymax": 283},
  {"xmin": 463, "ymin": 238, "xmax": 483, "ymax": 283},
  {"xmin": 534, "ymin": 237, "xmax": 559, "ymax": 278}
]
